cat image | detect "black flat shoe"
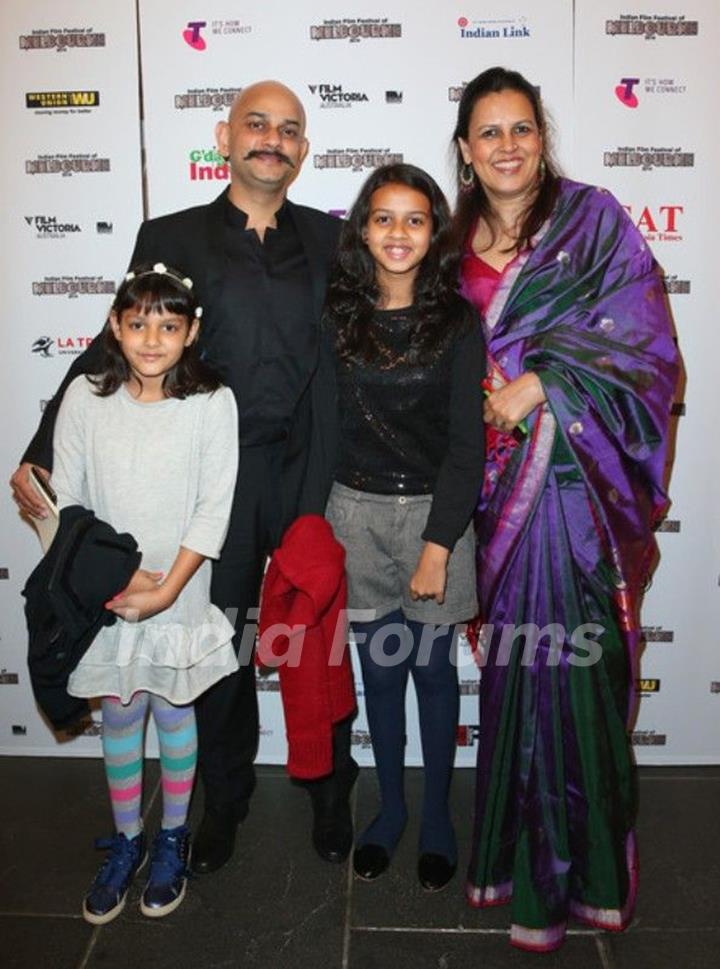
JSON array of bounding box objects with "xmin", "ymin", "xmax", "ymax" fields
[
  {"xmin": 191, "ymin": 810, "xmax": 241, "ymax": 875},
  {"xmin": 312, "ymin": 798, "xmax": 353, "ymax": 864},
  {"xmin": 417, "ymin": 853, "xmax": 456, "ymax": 892},
  {"xmin": 353, "ymin": 843, "xmax": 390, "ymax": 881}
]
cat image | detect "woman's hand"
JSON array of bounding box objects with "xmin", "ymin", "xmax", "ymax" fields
[
  {"xmin": 106, "ymin": 568, "xmax": 168, "ymax": 621},
  {"xmin": 410, "ymin": 542, "xmax": 450, "ymax": 604},
  {"xmin": 484, "ymin": 372, "xmax": 546, "ymax": 433}
]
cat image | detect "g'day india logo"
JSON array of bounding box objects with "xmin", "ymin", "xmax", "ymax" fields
[
  {"xmin": 606, "ymin": 14, "xmax": 699, "ymax": 39},
  {"xmin": 19, "ymin": 27, "xmax": 106, "ymax": 51},
  {"xmin": 457, "ymin": 15, "xmax": 530, "ymax": 39},
  {"xmin": 307, "ymin": 84, "xmax": 370, "ymax": 109},
  {"xmin": 314, "ymin": 148, "xmax": 403, "ymax": 171},
  {"xmin": 175, "ymin": 87, "xmax": 242, "ymax": 112},
  {"xmin": 615, "ymin": 76, "xmax": 687, "ymax": 109},
  {"xmin": 310, "ymin": 18, "xmax": 401, "ymax": 42}
]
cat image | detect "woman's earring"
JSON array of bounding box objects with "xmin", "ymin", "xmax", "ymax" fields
[
  {"xmin": 460, "ymin": 163, "xmax": 475, "ymax": 189},
  {"xmin": 538, "ymin": 156, "xmax": 547, "ymax": 181}
]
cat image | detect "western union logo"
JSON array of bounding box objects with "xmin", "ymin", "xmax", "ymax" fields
[
  {"xmin": 26, "ymin": 91, "xmax": 100, "ymax": 109},
  {"xmin": 635, "ymin": 678, "xmax": 661, "ymax": 694}
]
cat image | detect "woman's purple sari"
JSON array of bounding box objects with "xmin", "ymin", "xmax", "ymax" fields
[{"xmin": 461, "ymin": 179, "xmax": 679, "ymax": 951}]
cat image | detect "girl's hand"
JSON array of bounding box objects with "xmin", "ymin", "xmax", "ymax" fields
[
  {"xmin": 410, "ymin": 542, "xmax": 450, "ymax": 604},
  {"xmin": 106, "ymin": 585, "xmax": 173, "ymax": 622},
  {"xmin": 484, "ymin": 372, "xmax": 546, "ymax": 433},
  {"xmin": 105, "ymin": 568, "xmax": 167, "ymax": 621},
  {"xmin": 122, "ymin": 568, "xmax": 165, "ymax": 595}
]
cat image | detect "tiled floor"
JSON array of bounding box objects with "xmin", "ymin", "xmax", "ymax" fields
[{"xmin": 1, "ymin": 759, "xmax": 718, "ymax": 968}]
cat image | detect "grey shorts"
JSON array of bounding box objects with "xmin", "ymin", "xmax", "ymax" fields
[{"xmin": 325, "ymin": 481, "xmax": 478, "ymax": 625}]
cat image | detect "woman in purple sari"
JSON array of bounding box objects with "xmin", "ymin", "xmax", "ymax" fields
[{"xmin": 453, "ymin": 67, "xmax": 678, "ymax": 951}]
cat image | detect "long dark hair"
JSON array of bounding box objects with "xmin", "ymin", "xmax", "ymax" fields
[
  {"xmin": 90, "ymin": 264, "xmax": 221, "ymax": 397},
  {"xmin": 326, "ymin": 163, "xmax": 471, "ymax": 364},
  {"xmin": 451, "ymin": 66, "xmax": 560, "ymax": 254}
]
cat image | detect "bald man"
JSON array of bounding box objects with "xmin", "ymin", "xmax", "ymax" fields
[{"xmin": 13, "ymin": 81, "xmax": 356, "ymax": 874}]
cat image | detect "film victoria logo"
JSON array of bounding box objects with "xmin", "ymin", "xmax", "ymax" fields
[
  {"xmin": 459, "ymin": 679, "xmax": 480, "ymax": 696},
  {"xmin": 310, "ymin": 19, "xmax": 401, "ymax": 42},
  {"xmin": 606, "ymin": 15, "xmax": 699, "ymax": 39},
  {"xmin": 623, "ymin": 204, "xmax": 683, "ymax": 243},
  {"xmin": 26, "ymin": 153, "xmax": 110, "ymax": 176},
  {"xmin": 175, "ymin": 87, "xmax": 242, "ymax": 112},
  {"xmin": 615, "ymin": 77, "xmax": 687, "ymax": 109},
  {"xmin": 0, "ymin": 669, "xmax": 19, "ymax": 686},
  {"xmin": 307, "ymin": 84, "xmax": 370, "ymax": 109},
  {"xmin": 24, "ymin": 215, "xmax": 112, "ymax": 239},
  {"xmin": 189, "ymin": 148, "xmax": 229, "ymax": 182},
  {"xmin": 449, "ymin": 84, "xmax": 467, "ymax": 102},
  {"xmin": 182, "ymin": 19, "xmax": 251, "ymax": 50},
  {"xmin": 457, "ymin": 15, "xmax": 530, "ymax": 39},
  {"xmin": 26, "ymin": 90, "xmax": 99, "ymax": 113},
  {"xmin": 603, "ymin": 147, "xmax": 694, "ymax": 171},
  {"xmin": 32, "ymin": 334, "xmax": 94, "ymax": 357},
  {"xmin": 314, "ymin": 149, "xmax": 404, "ymax": 172},
  {"xmin": 32, "ymin": 276, "xmax": 115, "ymax": 299},
  {"xmin": 19, "ymin": 27, "xmax": 106, "ymax": 51}
]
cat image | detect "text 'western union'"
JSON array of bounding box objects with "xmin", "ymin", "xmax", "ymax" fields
[{"xmin": 26, "ymin": 91, "xmax": 100, "ymax": 109}]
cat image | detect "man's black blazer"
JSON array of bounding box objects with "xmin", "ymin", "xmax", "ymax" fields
[{"xmin": 23, "ymin": 189, "xmax": 342, "ymax": 529}]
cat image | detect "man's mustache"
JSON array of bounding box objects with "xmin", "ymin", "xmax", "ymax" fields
[{"xmin": 244, "ymin": 149, "xmax": 295, "ymax": 168}]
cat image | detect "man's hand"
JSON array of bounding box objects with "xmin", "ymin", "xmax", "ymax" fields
[
  {"xmin": 409, "ymin": 542, "xmax": 450, "ymax": 604},
  {"xmin": 10, "ymin": 463, "xmax": 49, "ymax": 518}
]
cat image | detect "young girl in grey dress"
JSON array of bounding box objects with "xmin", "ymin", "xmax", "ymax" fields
[{"xmin": 51, "ymin": 265, "xmax": 238, "ymax": 923}]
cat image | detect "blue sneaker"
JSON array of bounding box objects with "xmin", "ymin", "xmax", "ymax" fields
[
  {"xmin": 140, "ymin": 825, "xmax": 191, "ymax": 918},
  {"xmin": 83, "ymin": 831, "xmax": 147, "ymax": 924}
]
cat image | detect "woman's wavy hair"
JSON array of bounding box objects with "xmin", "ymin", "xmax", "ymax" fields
[
  {"xmin": 90, "ymin": 264, "xmax": 221, "ymax": 398},
  {"xmin": 451, "ymin": 66, "xmax": 561, "ymax": 253},
  {"xmin": 326, "ymin": 163, "xmax": 472, "ymax": 365}
]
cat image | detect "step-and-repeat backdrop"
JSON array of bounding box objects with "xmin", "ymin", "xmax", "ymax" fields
[{"xmin": 1, "ymin": 0, "xmax": 717, "ymax": 764}]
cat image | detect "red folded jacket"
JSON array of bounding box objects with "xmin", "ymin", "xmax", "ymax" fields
[{"xmin": 258, "ymin": 514, "xmax": 356, "ymax": 779}]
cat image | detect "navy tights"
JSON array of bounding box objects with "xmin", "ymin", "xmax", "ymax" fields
[{"xmin": 353, "ymin": 609, "xmax": 459, "ymax": 862}]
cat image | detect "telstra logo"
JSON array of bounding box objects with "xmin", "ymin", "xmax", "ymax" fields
[
  {"xmin": 615, "ymin": 77, "xmax": 640, "ymax": 108},
  {"xmin": 183, "ymin": 21, "xmax": 207, "ymax": 51}
]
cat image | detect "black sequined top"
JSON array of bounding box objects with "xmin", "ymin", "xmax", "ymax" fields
[{"xmin": 335, "ymin": 307, "xmax": 485, "ymax": 550}]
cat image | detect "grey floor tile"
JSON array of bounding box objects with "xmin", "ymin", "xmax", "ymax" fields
[
  {"xmin": 85, "ymin": 772, "xmax": 347, "ymax": 969},
  {"xmin": 606, "ymin": 928, "xmax": 720, "ymax": 969},
  {"xmin": 348, "ymin": 929, "xmax": 603, "ymax": 969},
  {"xmin": 352, "ymin": 767, "xmax": 511, "ymax": 931},
  {"xmin": 0, "ymin": 756, "xmax": 159, "ymax": 915},
  {"xmin": 0, "ymin": 914, "xmax": 94, "ymax": 969},
  {"xmin": 634, "ymin": 773, "xmax": 720, "ymax": 929}
]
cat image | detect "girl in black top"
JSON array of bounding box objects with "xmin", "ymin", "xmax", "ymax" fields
[{"xmin": 324, "ymin": 164, "xmax": 485, "ymax": 890}]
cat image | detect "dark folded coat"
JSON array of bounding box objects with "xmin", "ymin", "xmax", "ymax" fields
[{"xmin": 23, "ymin": 505, "xmax": 141, "ymax": 730}]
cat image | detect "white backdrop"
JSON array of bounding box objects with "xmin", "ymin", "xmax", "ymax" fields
[{"xmin": 1, "ymin": 0, "xmax": 717, "ymax": 766}]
